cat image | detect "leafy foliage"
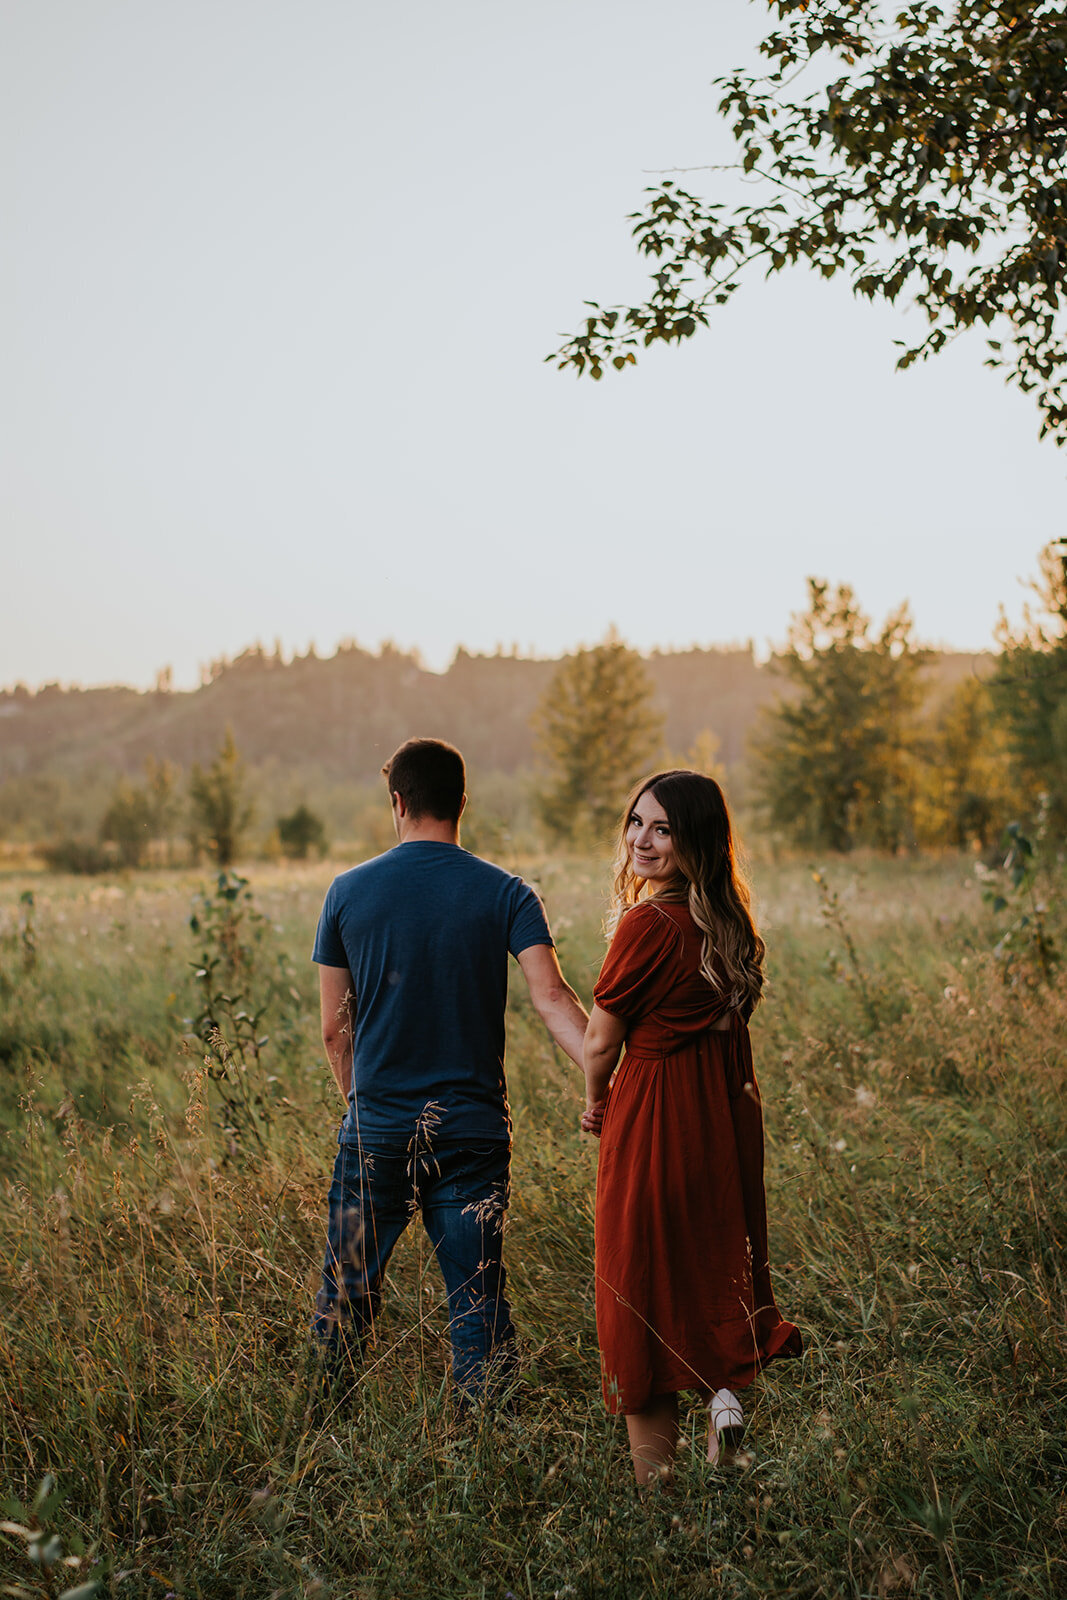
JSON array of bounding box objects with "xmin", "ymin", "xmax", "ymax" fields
[
  {"xmin": 188, "ymin": 872, "xmax": 304, "ymax": 1156},
  {"xmin": 188, "ymin": 729, "xmax": 254, "ymax": 867},
  {"xmin": 551, "ymin": 1, "xmax": 1067, "ymax": 444},
  {"xmin": 98, "ymin": 777, "xmax": 153, "ymax": 868},
  {"xmin": 978, "ymin": 804, "xmax": 1060, "ymax": 984},
  {"xmin": 990, "ymin": 538, "xmax": 1067, "ymax": 830},
  {"xmin": 0, "ymin": 892, "xmax": 37, "ymax": 1003},
  {"xmin": 39, "ymin": 836, "xmax": 113, "ymax": 875},
  {"xmin": 753, "ymin": 580, "xmax": 928, "ymax": 851},
  {"xmin": 913, "ymin": 674, "xmax": 1014, "ymax": 849},
  {"xmin": 275, "ymin": 802, "xmax": 328, "ymax": 860},
  {"xmin": 534, "ymin": 635, "xmax": 664, "ymax": 842},
  {"xmin": 0, "ymin": 1473, "xmax": 102, "ymax": 1598}
]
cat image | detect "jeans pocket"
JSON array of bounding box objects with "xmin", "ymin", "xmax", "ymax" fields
[{"xmin": 439, "ymin": 1143, "xmax": 509, "ymax": 1210}]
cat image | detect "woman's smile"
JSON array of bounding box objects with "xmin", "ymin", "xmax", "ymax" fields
[{"xmin": 626, "ymin": 791, "xmax": 678, "ymax": 885}]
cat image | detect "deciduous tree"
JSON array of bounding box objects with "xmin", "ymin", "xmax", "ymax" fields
[
  {"xmin": 991, "ymin": 539, "xmax": 1067, "ymax": 829},
  {"xmin": 551, "ymin": 1, "xmax": 1067, "ymax": 444},
  {"xmin": 753, "ymin": 580, "xmax": 927, "ymax": 851},
  {"xmin": 914, "ymin": 676, "xmax": 1014, "ymax": 848},
  {"xmin": 189, "ymin": 730, "xmax": 254, "ymax": 868},
  {"xmin": 99, "ymin": 758, "xmax": 183, "ymax": 868},
  {"xmin": 276, "ymin": 803, "xmax": 328, "ymax": 860},
  {"xmin": 534, "ymin": 635, "xmax": 664, "ymax": 843},
  {"xmin": 145, "ymin": 757, "xmax": 182, "ymax": 863},
  {"xmin": 99, "ymin": 778, "xmax": 153, "ymax": 868}
]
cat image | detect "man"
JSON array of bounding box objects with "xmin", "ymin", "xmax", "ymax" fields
[{"xmin": 311, "ymin": 737, "xmax": 588, "ymax": 1406}]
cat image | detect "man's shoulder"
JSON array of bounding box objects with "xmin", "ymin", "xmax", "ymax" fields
[
  {"xmin": 325, "ymin": 846, "xmax": 541, "ymax": 918},
  {"xmin": 327, "ymin": 850, "xmax": 397, "ymax": 893},
  {"xmin": 326, "ymin": 846, "xmax": 527, "ymax": 890},
  {"xmin": 458, "ymin": 848, "xmax": 525, "ymax": 883},
  {"xmin": 458, "ymin": 852, "xmax": 547, "ymax": 908},
  {"xmin": 402, "ymin": 843, "xmax": 531, "ymax": 889}
]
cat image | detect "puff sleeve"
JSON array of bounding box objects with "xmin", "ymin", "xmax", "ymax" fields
[{"xmin": 593, "ymin": 902, "xmax": 684, "ymax": 1022}]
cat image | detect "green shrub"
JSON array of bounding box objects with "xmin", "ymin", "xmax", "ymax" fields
[{"xmin": 41, "ymin": 837, "xmax": 113, "ymax": 875}]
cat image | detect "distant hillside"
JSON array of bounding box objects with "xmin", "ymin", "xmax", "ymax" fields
[{"xmin": 0, "ymin": 640, "xmax": 990, "ymax": 789}]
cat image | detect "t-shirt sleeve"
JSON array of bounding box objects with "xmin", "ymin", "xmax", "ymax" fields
[
  {"xmin": 312, "ymin": 881, "xmax": 351, "ymax": 968},
  {"xmin": 593, "ymin": 903, "xmax": 683, "ymax": 1020},
  {"xmin": 508, "ymin": 879, "xmax": 554, "ymax": 957}
]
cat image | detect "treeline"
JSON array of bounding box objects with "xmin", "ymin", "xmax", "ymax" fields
[
  {"xmin": 0, "ymin": 640, "xmax": 777, "ymax": 787},
  {"xmin": 0, "ymin": 641, "xmax": 800, "ymax": 853},
  {"xmin": 6, "ymin": 540, "xmax": 1065, "ymax": 865},
  {"xmin": 746, "ymin": 544, "xmax": 1067, "ymax": 852},
  {"xmin": 0, "ymin": 639, "xmax": 984, "ymax": 845},
  {"xmin": 34, "ymin": 735, "xmax": 330, "ymax": 875},
  {"xmin": 533, "ymin": 546, "xmax": 1067, "ymax": 855}
]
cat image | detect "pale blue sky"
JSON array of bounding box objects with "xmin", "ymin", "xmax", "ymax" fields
[{"xmin": 2, "ymin": 0, "xmax": 1063, "ymax": 689}]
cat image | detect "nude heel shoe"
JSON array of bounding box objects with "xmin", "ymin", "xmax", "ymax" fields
[{"xmin": 707, "ymin": 1388, "xmax": 746, "ymax": 1466}]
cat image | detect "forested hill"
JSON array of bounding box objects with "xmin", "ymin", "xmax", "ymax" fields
[{"xmin": 0, "ymin": 640, "xmax": 987, "ymax": 785}]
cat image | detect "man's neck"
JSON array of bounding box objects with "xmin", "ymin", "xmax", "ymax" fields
[{"xmin": 396, "ymin": 816, "xmax": 461, "ymax": 846}]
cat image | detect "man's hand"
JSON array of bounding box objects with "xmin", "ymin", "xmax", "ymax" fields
[{"xmin": 516, "ymin": 944, "xmax": 588, "ymax": 1067}]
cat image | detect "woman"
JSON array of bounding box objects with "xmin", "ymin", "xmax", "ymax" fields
[{"xmin": 582, "ymin": 770, "xmax": 801, "ymax": 1485}]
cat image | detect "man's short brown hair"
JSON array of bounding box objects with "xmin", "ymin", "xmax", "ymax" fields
[{"xmin": 382, "ymin": 738, "xmax": 466, "ymax": 823}]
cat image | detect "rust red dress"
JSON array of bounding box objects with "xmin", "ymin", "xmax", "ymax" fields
[{"xmin": 593, "ymin": 898, "xmax": 801, "ymax": 1414}]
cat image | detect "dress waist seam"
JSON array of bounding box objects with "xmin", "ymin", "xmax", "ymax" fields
[{"xmin": 625, "ymin": 1028, "xmax": 738, "ymax": 1062}]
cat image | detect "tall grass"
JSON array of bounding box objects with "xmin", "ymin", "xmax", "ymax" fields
[{"xmin": 1, "ymin": 854, "xmax": 1065, "ymax": 1598}]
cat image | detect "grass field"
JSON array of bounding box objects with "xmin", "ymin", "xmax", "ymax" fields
[{"xmin": 1, "ymin": 848, "xmax": 1065, "ymax": 1599}]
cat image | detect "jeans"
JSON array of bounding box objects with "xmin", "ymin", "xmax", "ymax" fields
[{"xmin": 312, "ymin": 1135, "xmax": 516, "ymax": 1402}]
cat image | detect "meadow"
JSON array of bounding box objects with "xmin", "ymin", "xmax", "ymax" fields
[{"xmin": 0, "ymin": 846, "xmax": 1064, "ymax": 1599}]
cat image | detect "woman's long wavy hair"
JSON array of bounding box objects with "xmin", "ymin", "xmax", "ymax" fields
[{"xmin": 610, "ymin": 769, "xmax": 765, "ymax": 1016}]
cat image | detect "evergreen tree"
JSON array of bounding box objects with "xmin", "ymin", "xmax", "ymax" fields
[
  {"xmin": 534, "ymin": 635, "xmax": 664, "ymax": 843},
  {"xmin": 188, "ymin": 730, "xmax": 254, "ymax": 867},
  {"xmin": 753, "ymin": 582, "xmax": 928, "ymax": 852}
]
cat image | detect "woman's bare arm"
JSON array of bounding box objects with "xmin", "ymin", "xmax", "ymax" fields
[{"xmin": 581, "ymin": 1003, "xmax": 627, "ymax": 1136}]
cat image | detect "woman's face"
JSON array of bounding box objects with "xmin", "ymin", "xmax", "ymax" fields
[{"xmin": 626, "ymin": 790, "xmax": 680, "ymax": 888}]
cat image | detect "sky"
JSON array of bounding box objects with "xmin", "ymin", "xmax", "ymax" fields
[{"xmin": 2, "ymin": 0, "xmax": 1064, "ymax": 690}]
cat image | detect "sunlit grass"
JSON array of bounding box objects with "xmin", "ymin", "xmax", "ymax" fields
[{"xmin": 1, "ymin": 853, "xmax": 1064, "ymax": 1598}]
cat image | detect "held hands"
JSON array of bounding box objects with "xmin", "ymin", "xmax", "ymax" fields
[
  {"xmin": 581, "ymin": 1005, "xmax": 624, "ymax": 1139},
  {"xmin": 581, "ymin": 1097, "xmax": 608, "ymax": 1137}
]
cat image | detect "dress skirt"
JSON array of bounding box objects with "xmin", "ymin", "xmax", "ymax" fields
[{"xmin": 593, "ymin": 902, "xmax": 801, "ymax": 1414}]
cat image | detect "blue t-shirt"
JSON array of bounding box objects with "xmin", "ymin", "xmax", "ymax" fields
[{"xmin": 312, "ymin": 841, "xmax": 553, "ymax": 1146}]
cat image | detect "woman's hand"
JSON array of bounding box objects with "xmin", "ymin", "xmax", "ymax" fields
[
  {"xmin": 581, "ymin": 1096, "xmax": 609, "ymax": 1137},
  {"xmin": 582, "ymin": 1004, "xmax": 627, "ymax": 1138}
]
